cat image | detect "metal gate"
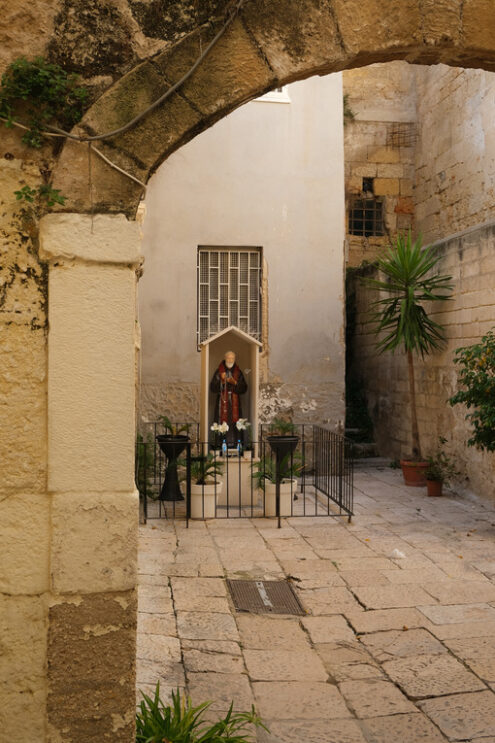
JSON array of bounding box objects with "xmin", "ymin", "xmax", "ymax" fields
[{"xmin": 135, "ymin": 423, "xmax": 353, "ymax": 525}]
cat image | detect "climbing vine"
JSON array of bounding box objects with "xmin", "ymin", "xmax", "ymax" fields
[{"xmin": 0, "ymin": 56, "xmax": 88, "ymax": 148}]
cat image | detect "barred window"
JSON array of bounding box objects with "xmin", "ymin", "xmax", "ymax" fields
[
  {"xmin": 348, "ymin": 196, "xmax": 384, "ymax": 237},
  {"xmin": 197, "ymin": 247, "xmax": 262, "ymax": 345}
]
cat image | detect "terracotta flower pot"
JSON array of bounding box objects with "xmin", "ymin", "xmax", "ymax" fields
[
  {"xmin": 426, "ymin": 479, "xmax": 443, "ymax": 497},
  {"xmin": 400, "ymin": 459, "xmax": 428, "ymax": 487}
]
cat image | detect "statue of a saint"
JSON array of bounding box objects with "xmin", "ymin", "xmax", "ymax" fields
[{"xmin": 210, "ymin": 350, "xmax": 247, "ymax": 448}]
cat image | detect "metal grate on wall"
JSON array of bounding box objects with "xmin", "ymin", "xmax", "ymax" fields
[
  {"xmin": 197, "ymin": 247, "xmax": 262, "ymax": 346},
  {"xmin": 386, "ymin": 121, "xmax": 417, "ymax": 148},
  {"xmin": 348, "ymin": 196, "xmax": 384, "ymax": 237}
]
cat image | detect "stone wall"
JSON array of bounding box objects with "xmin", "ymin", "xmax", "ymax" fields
[
  {"xmin": 414, "ymin": 65, "xmax": 495, "ymax": 243},
  {"xmin": 0, "ymin": 159, "xmax": 49, "ymax": 742},
  {"xmin": 343, "ymin": 62, "xmax": 416, "ymax": 267},
  {"xmin": 352, "ymin": 222, "xmax": 495, "ymax": 500}
]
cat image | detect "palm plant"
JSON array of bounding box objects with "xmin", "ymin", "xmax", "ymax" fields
[{"xmin": 365, "ymin": 232, "xmax": 453, "ymax": 460}]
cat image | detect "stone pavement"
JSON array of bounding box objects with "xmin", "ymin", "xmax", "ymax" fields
[{"xmin": 137, "ymin": 466, "xmax": 495, "ymax": 742}]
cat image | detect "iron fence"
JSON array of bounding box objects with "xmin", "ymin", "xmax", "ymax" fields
[{"xmin": 135, "ymin": 423, "xmax": 353, "ymax": 525}]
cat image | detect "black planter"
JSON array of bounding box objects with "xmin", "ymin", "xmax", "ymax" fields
[
  {"xmin": 267, "ymin": 435, "xmax": 299, "ymax": 465},
  {"xmin": 156, "ymin": 434, "xmax": 189, "ymax": 501},
  {"xmin": 266, "ymin": 435, "xmax": 299, "ymax": 526}
]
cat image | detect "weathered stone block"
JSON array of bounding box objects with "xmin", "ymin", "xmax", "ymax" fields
[
  {"xmin": 51, "ymin": 491, "xmax": 138, "ymax": 594},
  {"xmin": 48, "ymin": 261, "xmax": 137, "ymax": 493},
  {"xmin": 0, "ymin": 493, "xmax": 50, "ymax": 594},
  {"xmin": 153, "ymin": 18, "xmax": 274, "ymax": 116},
  {"xmin": 374, "ymin": 178, "xmax": 400, "ymax": 195},
  {"xmin": 48, "ymin": 591, "xmax": 136, "ymax": 742},
  {"xmin": 242, "ymin": 0, "xmax": 346, "ymax": 79},
  {"xmin": 333, "ymin": 0, "xmax": 422, "ymax": 57},
  {"xmin": 369, "ymin": 147, "xmax": 401, "ymax": 164}
]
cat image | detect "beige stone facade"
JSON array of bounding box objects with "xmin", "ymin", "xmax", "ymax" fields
[{"xmin": 138, "ymin": 75, "xmax": 346, "ymax": 430}]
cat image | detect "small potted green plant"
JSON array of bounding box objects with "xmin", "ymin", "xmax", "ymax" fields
[
  {"xmin": 188, "ymin": 454, "xmax": 224, "ymax": 519},
  {"xmin": 158, "ymin": 415, "xmax": 191, "ymax": 437},
  {"xmin": 364, "ymin": 232, "xmax": 453, "ymax": 486},
  {"xmin": 425, "ymin": 437, "xmax": 459, "ymax": 496},
  {"xmin": 252, "ymin": 452, "xmax": 303, "ymax": 516}
]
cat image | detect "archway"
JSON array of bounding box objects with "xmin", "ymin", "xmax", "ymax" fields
[{"xmin": 5, "ymin": 1, "xmax": 495, "ymax": 740}]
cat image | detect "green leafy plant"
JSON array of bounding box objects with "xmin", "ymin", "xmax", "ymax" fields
[
  {"xmin": 449, "ymin": 328, "xmax": 495, "ymax": 452},
  {"xmin": 251, "ymin": 452, "xmax": 303, "ymax": 490},
  {"xmin": 158, "ymin": 415, "xmax": 191, "ymax": 437},
  {"xmin": 136, "ymin": 433, "xmax": 156, "ymax": 499},
  {"xmin": 426, "ymin": 437, "xmax": 459, "ymax": 483},
  {"xmin": 267, "ymin": 417, "xmax": 296, "ymax": 436},
  {"xmin": 136, "ymin": 684, "xmax": 268, "ymax": 743},
  {"xmin": 15, "ymin": 183, "xmax": 66, "ymax": 208},
  {"xmin": 0, "ymin": 56, "xmax": 88, "ymax": 147},
  {"xmin": 365, "ymin": 232, "xmax": 453, "ymax": 460},
  {"xmin": 189, "ymin": 454, "xmax": 224, "ymax": 485}
]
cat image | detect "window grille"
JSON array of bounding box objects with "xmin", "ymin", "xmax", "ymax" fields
[
  {"xmin": 197, "ymin": 247, "xmax": 262, "ymax": 345},
  {"xmin": 386, "ymin": 122, "xmax": 417, "ymax": 148},
  {"xmin": 348, "ymin": 196, "xmax": 384, "ymax": 237}
]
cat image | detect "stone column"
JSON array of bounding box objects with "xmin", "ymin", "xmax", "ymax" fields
[{"xmin": 39, "ymin": 213, "xmax": 142, "ymax": 742}]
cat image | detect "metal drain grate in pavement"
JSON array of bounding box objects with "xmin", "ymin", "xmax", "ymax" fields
[{"xmin": 226, "ymin": 579, "xmax": 305, "ymax": 615}]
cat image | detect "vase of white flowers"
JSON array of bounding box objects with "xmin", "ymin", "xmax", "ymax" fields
[
  {"xmin": 210, "ymin": 421, "xmax": 229, "ymax": 451},
  {"xmin": 235, "ymin": 418, "xmax": 252, "ymax": 457}
]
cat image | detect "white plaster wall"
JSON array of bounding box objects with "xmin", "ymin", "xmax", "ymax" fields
[{"xmin": 139, "ymin": 74, "xmax": 345, "ymax": 424}]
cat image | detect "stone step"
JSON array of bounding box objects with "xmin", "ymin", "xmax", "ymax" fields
[
  {"xmin": 350, "ymin": 441, "xmax": 378, "ymax": 458},
  {"xmin": 353, "ymin": 456, "xmax": 392, "ymax": 469}
]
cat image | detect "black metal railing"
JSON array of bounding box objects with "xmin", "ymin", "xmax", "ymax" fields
[{"xmin": 135, "ymin": 423, "xmax": 353, "ymax": 525}]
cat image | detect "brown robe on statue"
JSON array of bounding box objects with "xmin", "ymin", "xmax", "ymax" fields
[{"xmin": 210, "ymin": 361, "xmax": 247, "ymax": 448}]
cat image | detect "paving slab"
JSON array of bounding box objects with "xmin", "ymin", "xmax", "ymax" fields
[
  {"xmin": 253, "ymin": 681, "xmax": 352, "ymax": 720},
  {"xmin": 339, "ymin": 678, "xmax": 417, "ymax": 718},
  {"xmin": 301, "ymin": 615, "xmax": 356, "ymax": 644},
  {"xmin": 346, "ymin": 608, "xmax": 427, "ymax": 633},
  {"xmin": 236, "ymin": 614, "xmax": 311, "ymax": 649},
  {"xmin": 383, "ymin": 652, "xmax": 486, "ymax": 698},
  {"xmin": 257, "ymin": 718, "xmax": 368, "ymax": 743},
  {"xmin": 187, "ymin": 672, "xmax": 253, "ymax": 713},
  {"xmin": 360, "ymin": 628, "xmax": 447, "ymax": 661},
  {"xmin": 315, "ymin": 642, "xmax": 384, "ymax": 682},
  {"xmin": 137, "ymin": 467, "xmax": 495, "ymax": 742},
  {"xmin": 352, "ymin": 584, "xmax": 434, "ymax": 609},
  {"xmin": 420, "ymin": 691, "xmax": 495, "ymax": 740},
  {"xmin": 243, "ymin": 648, "xmax": 328, "ymax": 681},
  {"xmin": 176, "ymin": 611, "xmax": 239, "ymax": 641},
  {"xmin": 360, "ymin": 712, "xmax": 447, "ymax": 742},
  {"xmin": 444, "ymin": 636, "xmax": 495, "ymax": 682}
]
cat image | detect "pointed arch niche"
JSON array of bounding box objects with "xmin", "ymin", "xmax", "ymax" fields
[{"xmin": 200, "ymin": 326, "xmax": 261, "ymax": 446}]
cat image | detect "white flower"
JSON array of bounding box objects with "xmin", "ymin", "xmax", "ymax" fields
[
  {"xmin": 236, "ymin": 418, "xmax": 248, "ymax": 431},
  {"xmin": 210, "ymin": 422, "xmax": 220, "ymax": 432},
  {"xmin": 220, "ymin": 422, "xmax": 229, "ymax": 433}
]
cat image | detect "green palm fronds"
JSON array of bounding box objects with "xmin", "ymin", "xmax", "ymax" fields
[{"xmin": 366, "ymin": 232, "xmax": 453, "ymax": 356}]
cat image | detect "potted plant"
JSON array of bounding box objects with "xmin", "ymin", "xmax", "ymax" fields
[
  {"xmin": 188, "ymin": 454, "xmax": 224, "ymax": 519},
  {"xmin": 155, "ymin": 416, "xmax": 191, "ymax": 501},
  {"xmin": 449, "ymin": 328, "xmax": 495, "ymax": 453},
  {"xmin": 365, "ymin": 232, "xmax": 453, "ymax": 486},
  {"xmin": 252, "ymin": 453, "xmax": 303, "ymax": 516},
  {"xmin": 426, "ymin": 437, "xmax": 459, "ymax": 496}
]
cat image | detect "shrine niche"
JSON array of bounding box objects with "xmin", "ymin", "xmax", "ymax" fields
[{"xmin": 199, "ymin": 326, "xmax": 261, "ymax": 450}]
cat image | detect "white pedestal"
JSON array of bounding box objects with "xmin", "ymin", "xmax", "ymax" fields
[{"xmin": 217, "ymin": 457, "xmax": 259, "ymax": 507}]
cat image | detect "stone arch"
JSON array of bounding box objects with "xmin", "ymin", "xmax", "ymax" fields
[{"xmin": 52, "ymin": 0, "xmax": 495, "ymax": 216}]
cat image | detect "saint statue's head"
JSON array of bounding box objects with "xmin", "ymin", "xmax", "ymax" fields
[{"xmin": 225, "ymin": 351, "xmax": 236, "ymax": 369}]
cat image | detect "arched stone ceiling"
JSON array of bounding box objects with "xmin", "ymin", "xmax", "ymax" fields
[{"xmin": 45, "ymin": 0, "xmax": 495, "ymax": 216}]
